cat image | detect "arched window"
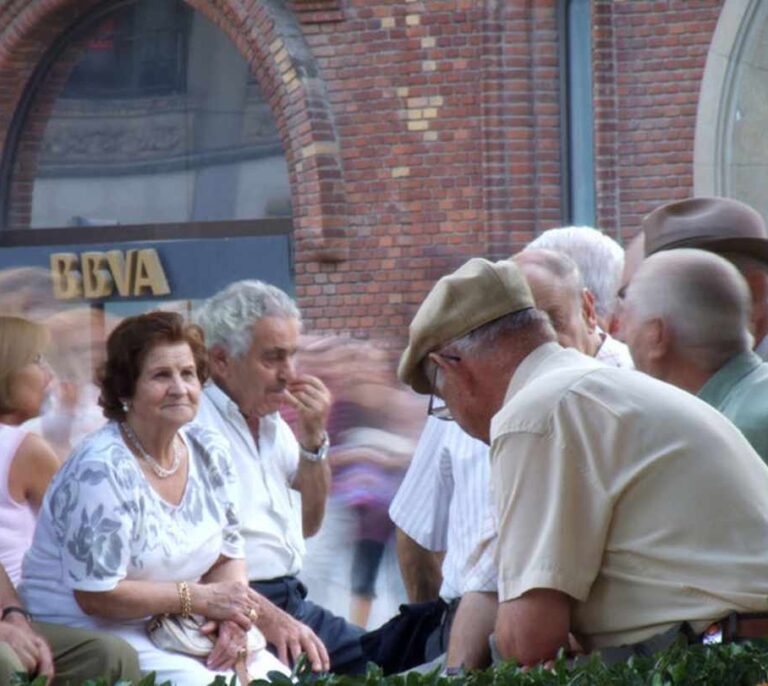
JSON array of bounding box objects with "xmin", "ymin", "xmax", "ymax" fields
[
  {"xmin": 695, "ymin": 0, "xmax": 768, "ymax": 222},
  {"xmin": 3, "ymin": 0, "xmax": 291, "ymax": 231}
]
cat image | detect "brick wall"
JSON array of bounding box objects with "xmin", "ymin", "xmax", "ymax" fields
[
  {"xmin": 593, "ymin": 0, "xmax": 722, "ymax": 242},
  {"xmin": 296, "ymin": 0, "xmax": 563, "ymax": 338}
]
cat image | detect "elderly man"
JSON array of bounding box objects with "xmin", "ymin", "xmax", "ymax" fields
[
  {"xmin": 399, "ymin": 257, "xmax": 768, "ymax": 667},
  {"xmin": 621, "ymin": 248, "xmax": 768, "ymax": 463},
  {"xmin": 526, "ymin": 226, "xmax": 624, "ymax": 331},
  {"xmin": 641, "ymin": 196, "xmax": 768, "ymax": 358},
  {"xmin": 194, "ymin": 280, "xmax": 365, "ymax": 673},
  {"xmin": 389, "ymin": 250, "xmax": 631, "ymax": 672}
]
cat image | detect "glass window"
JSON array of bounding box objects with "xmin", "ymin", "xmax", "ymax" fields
[
  {"xmin": 6, "ymin": 0, "xmax": 291, "ymax": 230},
  {"xmin": 721, "ymin": 2, "xmax": 768, "ymax": 221}
]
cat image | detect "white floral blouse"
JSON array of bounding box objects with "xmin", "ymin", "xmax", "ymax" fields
[{"xmin": 20, "ymin": 421, "xmax": 244, "ymax": 628}]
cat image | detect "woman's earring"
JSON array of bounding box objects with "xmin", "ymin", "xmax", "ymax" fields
[{"xmin": 121, "ymin": 399, "xmax": 130, "ymax": 413}]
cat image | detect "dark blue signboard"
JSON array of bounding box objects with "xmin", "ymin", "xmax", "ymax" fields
[{"xmin": 0, "ymin": 233, "xmax": 294, "ymax": 304}]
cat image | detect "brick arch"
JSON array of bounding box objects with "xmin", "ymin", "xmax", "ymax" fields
[{"xmin": 0, "ymin": 0, "xmax": 347, "ymax": 260}]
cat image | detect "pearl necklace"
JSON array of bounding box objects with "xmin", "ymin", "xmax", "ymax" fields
[{"xmin": 121, "ymin": 422, "xmax": 182, "ymax": 478}]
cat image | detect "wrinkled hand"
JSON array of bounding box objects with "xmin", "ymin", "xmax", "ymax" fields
[
  {"xmin": 201, "ymin": 619, "xmax": 247, "ymax": 672},
  {"xmin": 0, "ymin": 616, "xmax": 54, "ymax": 683},
  {"xmin": 285, "ymin": 375, "xmax": 331, "ymax": 449},
  {"xmin": 195, "ymin": 581, "xmax": 261, "ymax": 631},
  {"xmin": 256, "ymin": 597, "xmax": 329, "ymax": 672}
]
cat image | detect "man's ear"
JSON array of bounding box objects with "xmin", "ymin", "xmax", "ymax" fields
[
  {"xmin": 581, "ymin": 289, "xmax": 599, "ymax": 334},
  {"xmin": 644, "ymin": 317, "xmax": 671, "ymax": 362},
  {"xmin": 208, "ymin": 345, "xmax": 230, "ymax": 377}
]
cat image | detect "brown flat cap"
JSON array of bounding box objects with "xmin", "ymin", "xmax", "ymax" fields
[
  {"xmin": 398, "ymin": 258, "xmax": 535, "ymax": 394},
  {"xmin": 642, "ymin": 196, "xmax": 768, "ymax": 263}
]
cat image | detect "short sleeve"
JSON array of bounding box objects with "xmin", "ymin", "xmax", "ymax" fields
[
  {"xmin": 389, "ymin": 416, "xmax": 452, "ymax": 551},
  {"xmin": 47, "ymin": 452, "xmax": 136, "ymax": 592},
  {"xmin": 188, "ymin": 427, "xmax": 245, "ymax": 560},
  {"xmin": 492, "ymin": 427, "xmax": 611, "ymax": 603}
]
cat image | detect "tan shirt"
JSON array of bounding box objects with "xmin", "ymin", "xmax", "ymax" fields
[{"xmin": 491, "ymin": 342, "xmax": 768, "ymax": 650}]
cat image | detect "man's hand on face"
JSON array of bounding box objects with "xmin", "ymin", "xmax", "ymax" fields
[
  {"xmin": 285, "ymin": 374, "xmax": 331, "ymax": 449},
  {"xmin": 0, "ymin": 614, "xmax": 55, "ymax": 683}
]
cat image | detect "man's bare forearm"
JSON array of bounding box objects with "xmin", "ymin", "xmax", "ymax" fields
[
  {"xmin": 395, "ymin": 528, "xmax": 443, "ymax": 602},
  {"xmin": 293, "ymin": 459, "xmax": 331, "ymax": 538},
  {"xmin": 446, "ymin": 591, "xmax": 497, "ymax": 670}
]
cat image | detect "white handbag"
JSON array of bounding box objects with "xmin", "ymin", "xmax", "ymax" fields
[{"xmin": 147, "ymin": 613, "xmax": 267, "ymax": 657}]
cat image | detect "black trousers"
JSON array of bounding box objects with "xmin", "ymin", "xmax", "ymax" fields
[{"xmin": 250, "ymin": 576, "xmax": 367, "ymax": 674}]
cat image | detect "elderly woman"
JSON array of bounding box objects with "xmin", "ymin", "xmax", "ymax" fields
[
  {"xmin": 21, "ymin": 311, "xmax": 288, "ymax": 683},
  {"xmin": 0, "ymin": 315, "xmax": 140, "ymax": 685}
]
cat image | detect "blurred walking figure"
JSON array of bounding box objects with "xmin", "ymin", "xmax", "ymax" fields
[
  {"xmin": 39, "ymin": 308, "xmax": 113, "ymax": 458},
  {"xmin": 303, "ymin": 338, "xmax": 414, "ymax": 628}
]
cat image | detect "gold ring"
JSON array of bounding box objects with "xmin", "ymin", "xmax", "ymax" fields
[{"xmin": 248, "ymin": 607, "xmax": 258, "ymax": 622}]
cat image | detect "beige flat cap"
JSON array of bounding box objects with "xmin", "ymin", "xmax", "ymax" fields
[
  {"xmin": 642, "ymin": 196, "xmax": 768, "ymax": 263},
  {"xmin": 398, "ymin": 258, "xmax": 535, "ymax": 394}
]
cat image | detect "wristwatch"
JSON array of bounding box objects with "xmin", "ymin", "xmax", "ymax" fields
[{"xmin": 299, "ymin": 432, "xmax": 330, "ymax": 462}]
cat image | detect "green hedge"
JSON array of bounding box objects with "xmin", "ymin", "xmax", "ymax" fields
[{"xmin": 14, "ymin": 640, "xmax": 768, "ymax": 686}]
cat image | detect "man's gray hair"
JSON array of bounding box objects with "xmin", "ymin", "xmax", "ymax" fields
[
  {"xmin": 527, "ymin": 226, "xmax": 624, "ymax": 319},
  {"xmin": 194, "ymin": 280, "xmax": 300, "ymax": 357},
  {"xmin": 448, "ymin": 308, "xmax": 556, "ymax": 356},
  {"xmin": 625, "ymin": 249, "xmax": 752, "ymax": 370}
]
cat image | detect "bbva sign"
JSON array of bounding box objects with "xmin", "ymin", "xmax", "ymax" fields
[{"xmin": 50, "ymin": 249, "xmax": 171, "ymax": 300}]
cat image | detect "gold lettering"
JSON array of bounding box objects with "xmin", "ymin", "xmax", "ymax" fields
[
  {"xmin": 106, "ymin": 250, "xmax": 136, "ymax": 297},
  {"xmin": 133, "ymin": 249, "xmax": 170, "ymax": 296},
  {"xmin": 50, "ymin": 253, "xmax": 82, "ymax": 300},
  {"xmin": 81, "ymin": 252, "xmax": 113, "ymax": 299}
]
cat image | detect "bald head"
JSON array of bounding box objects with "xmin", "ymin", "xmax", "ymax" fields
[
  {"xmin": 513, "ymin": 249, "xmax": 598, "ymax": 356},
  {"xmin": 623, "ymin": 248, "xmax": 752, "ymax": 378}
]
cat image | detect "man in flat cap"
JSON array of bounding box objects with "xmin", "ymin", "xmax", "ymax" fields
[
  {"xmin": 642, "ymin": 196, "xmax": 768, "ymax": 358},
  {"xmin": 389, "ymin": 249, "xmax": 632, "ymax": 672},
  {"xmin": 399, "ymin": 257, "xmax": 768, "ymax": 666},
  {"xmin": 622, "ymin": 248, "xmax": 768, "ymax": 464}
]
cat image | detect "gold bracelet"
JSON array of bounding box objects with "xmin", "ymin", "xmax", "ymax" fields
[{"xmin": 177, "ymin": 581, "xmax": 192, "ymax": 618}]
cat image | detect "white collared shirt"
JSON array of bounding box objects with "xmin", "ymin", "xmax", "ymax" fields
[{"xmin": 194, "ymin": 384, "xmax": 305, "ymax": 580}]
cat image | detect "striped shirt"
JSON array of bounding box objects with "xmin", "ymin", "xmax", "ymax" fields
[{"xmin": 389, "ymin": 416, "xmax": 489, "ymax": 600}]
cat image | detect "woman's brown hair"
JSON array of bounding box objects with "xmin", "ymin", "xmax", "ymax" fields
[{"xmin": 98, "ymin": 311, "xmax": 209, "ymax": 421}]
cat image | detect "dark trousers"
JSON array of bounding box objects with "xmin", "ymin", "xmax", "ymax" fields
[
  {"xmin": 424, "ymin": 598, "xmax": 460, "ymax": 661},
  {"xmin": 250, "ymin": 576, "xmax": 367, "ymax": 674},
  {"xmin": 358, "ymin": 598, "xmax": 459, "ymax": 675}
]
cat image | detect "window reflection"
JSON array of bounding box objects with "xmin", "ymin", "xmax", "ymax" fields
[{"xmin": 13, "ymin": 0, "xmax": 290, "ymax": 230}]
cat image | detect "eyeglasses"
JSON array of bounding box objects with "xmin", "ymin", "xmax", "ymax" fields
[
  {"xmin": 427, "ymin": 353, "xmax": 460, "ymax": 421},
  {"xmin": 32, "ymin": 352, "xmax": 50, "ymax": 369}
]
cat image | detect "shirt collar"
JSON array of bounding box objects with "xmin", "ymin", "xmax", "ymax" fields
[
  {"xmin": 697, "ymin": 351, "xmax": 764, "ymax": 408},
  {"xmin": 504, "ymin": 341, "xmax": 563, "ymax": 402},
  {"xmin": 755, "ymin": 334, "xmax": 768, "ymax": 360},
  {"xmin": 203, "ymin": 382, "xmax": 280, "ymax": 428}
]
